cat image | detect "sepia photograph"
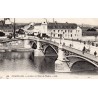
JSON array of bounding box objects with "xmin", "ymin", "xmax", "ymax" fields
[
  {"xmin": 0, "ymin": 18, "xmax": 98, "ymax": 78},
  {"xmin": 1, "ymin": 0, "xmax": 98, "ymax": 98}
]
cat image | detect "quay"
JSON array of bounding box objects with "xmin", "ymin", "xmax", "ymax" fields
[{"xmin": 0, "ymin": 37, "xmax": 34, "ymax": 52}]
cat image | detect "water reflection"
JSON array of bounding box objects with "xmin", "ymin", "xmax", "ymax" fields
[
  {"xmin": 0, "ymin": 51, "xmax": 96, "ymax": 74},
  {"xmin": 29, "ymin": 52, "xmax": 57, "ymax": 73},
  {"xmin": 0, "ymin": 51, "xmax": 57, "ymax": 73},
  {"xmin": 35, "ymin": 56, "xmax": 56, "ymax": 73},
  {"xmin": 0, "ymin": 52, "xmax": 34, "ymax": 71}
]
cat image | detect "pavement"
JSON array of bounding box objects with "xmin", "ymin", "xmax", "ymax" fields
[{"xmin": 52, "ymin": 38, "xmax": 98, "ymax": 56}]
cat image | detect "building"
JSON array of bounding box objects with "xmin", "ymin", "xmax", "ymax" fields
[
  {"xmin": 81, "ymin": 28, "xmax": 98, "ymax": 41},
  {"xmin": 22, "ymin": 21, "xmax": 98, "ymax": 42},
  {"xmin": 47, "ymin": 22, "xmax": 82, "ymax": 40},
  {"xmin": 28, "ymin": 21, "xmax": 82, "ymax": 40},
  {"xmin": 33, "ymin": 23, "xmax": 45, "ymax": 36}
]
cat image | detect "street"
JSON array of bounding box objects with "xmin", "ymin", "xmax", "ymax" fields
[{"xmin": 52, "ymin": 38, "xmax": 98, "ymax": 56}]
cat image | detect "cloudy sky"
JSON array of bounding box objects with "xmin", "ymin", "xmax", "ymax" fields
[{"xmin": 1, "ymin": 18, "xmax": 98, "ymax": 26}]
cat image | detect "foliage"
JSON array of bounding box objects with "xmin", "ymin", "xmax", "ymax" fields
[
  {"xmin": 7, "ymin": 33, "xmax": 13, "ymax": 39},
  {"xmin": 0, "ymin": 32, "xmax": 5, "ymax": 36},
  {"xmin": 16, "ymin": 29, "xmax": 25, "ymax": 34}
]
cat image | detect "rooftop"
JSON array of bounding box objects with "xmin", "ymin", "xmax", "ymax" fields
[
  {"xmin": 32, "ymin": 22, "xmax": 78, "ymax": 29},
  {"xmin": 82, "ymin": 30, "xmax": 98, "ymax": 36},
  {"xmin": 82, "ymin": 28, "xmax": 98, "ymax": 36},
  {"xmin": 47, "ymin": 22, "xmax": 77, "ymax": 29}
]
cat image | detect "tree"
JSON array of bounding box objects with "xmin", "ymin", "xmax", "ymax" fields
[
  {"xmin": 7, "ymin": 33, "xmax": 12, "ymax": 39},
  {"xmin": 0, "ymin": 32, "xmax": 5, "ymax": 36},
  {"xmin": 16, "ymin": 29, "xmax": 25, "ymax": 34}
]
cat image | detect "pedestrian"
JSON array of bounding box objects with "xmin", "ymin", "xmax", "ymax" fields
[
  {"xmin": 70, "ymin": 44, "xmax": 72, "ymax": 47},
  {"xmin": 80, "ymin": 40, "xmax": 81, "ymax": 43},
  {"xmin": 63, "ymin": 43, "xmax": 65, "ymax": 46},
  {"xmin": 94, "ymin": 51, "xmax": 97, "ymax": 57},
  {"xmin": 82, "ymin": 46, "xmax": 86, "ymax": 54}
]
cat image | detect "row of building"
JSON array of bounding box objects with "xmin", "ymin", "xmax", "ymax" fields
[{"xmin": 23, "ymin": 21, "xmax": 98, "ymax": 41}]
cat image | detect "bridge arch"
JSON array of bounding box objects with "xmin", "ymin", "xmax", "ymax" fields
[
  {"xmin": 43, "ymin": 45, "xmax": 58, "ymax": 55},
  {"xmin": 66, "ymin": 55, "xmax": 98, "ymax": 72},
  {"xmin": 30, "ymin": 41, "xmax": 37, "ymax": 49}
]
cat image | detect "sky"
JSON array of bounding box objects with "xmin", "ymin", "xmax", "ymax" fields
[{"xmin": 1, "ymin": 18, "xmax": 98, "ymax": 26}]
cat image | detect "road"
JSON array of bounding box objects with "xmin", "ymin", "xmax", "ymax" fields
[{"xmin": 51, "ymin": 38, "xmax": 98, "ymax": 56}]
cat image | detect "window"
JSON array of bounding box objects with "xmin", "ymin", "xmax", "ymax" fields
[
  {"xmin": 75, "ymin": 34, "xmax": 76, "ymax": 36},
  {"xmin": 63, "ymin": 32, "xmax": 64, "ymax": 34},
  {"xmin": 71, "ymin": 34, "xmax": 72, "ymax": 37},
  {"xmin": 65, "ymin": 30, "xmax": 66, "ymax": 32},
  {"xmin": 58, "ymin": 34, "xmax": 59, "ymax": 37},
  {"xmin": 60, "ymin": 34, "xmax": 62, "ymax": 38},
  {"xmin": 58, "ymin": 30, "xmax": 59, "ymax": 32},
  {"xmin": 54, "ymin": 30, "xmax": 55, "ymax": 32},
  {"xmin": 51, "ymin": 32, "xmax": 52, "ymax": 36},
  {"xmin": 96, "ymin": 44, "xmax": 98, "ymax": 47},
  {"xmin": 54, "ymin": 34, "xmax": 55, "ymax": 37},
  {"xmin": 78, "ymin": 30, "xmax": 80, "ymax": 32},
  {"xmin": 70, "ymin": 30, "xmax": 72, "ymax": 32}
]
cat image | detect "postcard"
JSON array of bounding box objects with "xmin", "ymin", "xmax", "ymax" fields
[{"xmin": 0, "ymin": 18, "xmax": 97, "ymax": 79}]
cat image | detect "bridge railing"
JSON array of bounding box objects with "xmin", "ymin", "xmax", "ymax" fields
[
  {"xmin": 41, "ymin": 38, "xmax": 98, "ymax": 62},
  {"xmin": 29, "ymin": 37, "xmax": 98, "ymax": 62}
]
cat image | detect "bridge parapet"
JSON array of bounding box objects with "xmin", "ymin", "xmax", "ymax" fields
[
  {"xmin": 28, "ymin": 37, "xmax": 98, "ymax": 72},
  {"xmin": 30, "ymin": 38, "xmax": 98, "ymax": 64}
]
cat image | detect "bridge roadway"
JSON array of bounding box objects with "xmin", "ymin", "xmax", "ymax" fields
[{"xmin": 29, "ymin": 37, "xmax": 98, "ymax": 63}]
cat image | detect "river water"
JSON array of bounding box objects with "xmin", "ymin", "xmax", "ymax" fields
[
  {"xmin": 0, "ymin": 51, "xmax": 57, "ymax": 73},
  {"xmin": 0, "ymin": 51, "xmax": 98, "ymax": 79}
]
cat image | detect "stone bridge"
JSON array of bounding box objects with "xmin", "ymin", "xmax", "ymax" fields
[{"xmin": 22, "ymin": 37, "xmax": 98, "ymax": 72}]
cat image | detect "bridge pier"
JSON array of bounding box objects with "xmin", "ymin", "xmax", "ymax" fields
[
  {"xmin": 34, "ymin": 39, "xmax": 44, "ymax": 57},
  {"xmin": 23, "ymin": 39, "xmax": 31, "ymax": 49},
  {"xmin": 55, "ymin": 44, "xmax": 70, "ymax": 72}
]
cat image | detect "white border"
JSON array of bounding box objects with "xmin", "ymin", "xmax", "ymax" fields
[{"xmin": 0, "ymin": 0, "xmax": 98, "ymax": 98}]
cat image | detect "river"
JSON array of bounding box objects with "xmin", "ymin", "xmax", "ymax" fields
[
  {"xmin": 0, "ymin": 51, "xmax": 57, "ymax": 73},
  {"xmin": 0, "ymin": 51, "xmax": 97, "ymax": 79}
]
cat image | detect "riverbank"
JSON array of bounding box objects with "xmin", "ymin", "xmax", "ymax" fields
[{"xmin": 0, "ymin": 48, "xmax": 34, "ymax": 52}]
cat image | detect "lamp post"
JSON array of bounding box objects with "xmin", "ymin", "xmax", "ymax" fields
[
  {"xmin": 50, "ymin": 32, "xmax": 52, "ymax": 41},
  {"xmin": 13, "ymin": 18, "xmax": 16, "ymax": 38}
]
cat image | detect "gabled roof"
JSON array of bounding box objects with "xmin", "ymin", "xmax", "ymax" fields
[{"xmin": 27, "ymin": 25, "xmax": 34, "ymax": 30}]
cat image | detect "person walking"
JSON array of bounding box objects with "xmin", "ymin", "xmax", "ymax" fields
[
  {"xmin": 94, "ymin": 51, "xmax": 97, "ymax": 57},
  {"xmin": 82, "ymin": 46, "xmax": 86, "ymax": 54}
]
